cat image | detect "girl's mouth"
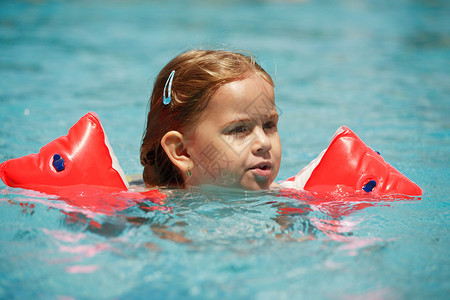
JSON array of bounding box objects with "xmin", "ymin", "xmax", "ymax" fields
[{"xmin": 249, "ymin": 162, "xmax": 272, "ymax": 177}]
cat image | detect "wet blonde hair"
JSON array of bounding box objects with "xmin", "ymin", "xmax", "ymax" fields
[{"xmin": 140, "ymin": 49, "xmax": 274, "ymax": 187}]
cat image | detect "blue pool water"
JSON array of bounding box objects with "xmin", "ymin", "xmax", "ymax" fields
[{"xmin": 1, "ymin": 0, "xmax": 449, "ymax": 299}]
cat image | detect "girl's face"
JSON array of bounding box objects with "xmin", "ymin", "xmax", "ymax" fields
[{"xmin": 184, "ymin": 74, "xmax": 281, "ymax": 190}]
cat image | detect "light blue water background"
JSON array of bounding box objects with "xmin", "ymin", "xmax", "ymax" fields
[{"xmin": 0, "ymin": 0, "xmax": 449, "ymax": 299}]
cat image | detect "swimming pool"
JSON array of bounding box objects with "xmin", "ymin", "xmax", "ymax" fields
[{"xmin": 0, "ymin": 0, "xmax": 449, "ymax": 299}]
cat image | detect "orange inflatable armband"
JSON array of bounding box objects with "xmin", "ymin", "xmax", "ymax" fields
[
  {"xmin": 281, "ymin": 126, "xmax": 422, "ymax": 196},
  {"xmin": 0, "ymin": 112, "xmax": 129, "ymax": 194}
]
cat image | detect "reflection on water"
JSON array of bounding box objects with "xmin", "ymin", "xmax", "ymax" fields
[
  {"xmin": 0, "ymin": 176, "xmax": 441, "ymax": 298},
  {"xmin": 2, "ymin": 185, "xmax": 417, "ymax": 246}
]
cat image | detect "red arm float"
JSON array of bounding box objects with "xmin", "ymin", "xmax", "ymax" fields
[
  {"xmin": 280, "ymin": 126, "xmax": 422, "ymax": 196},
  {"xmin": 0, "ymin": 112, "xmax": 168, "ymax": 214},
  {"xmin": 0, "ymin": 112, "xmax": 129, "ymax": 194}
]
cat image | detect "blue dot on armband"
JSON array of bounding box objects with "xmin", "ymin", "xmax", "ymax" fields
[
  {"xmin": 52, "ymin": 154, "xmax": 65, "ymax": 172},
  {"xmin": 362, "ymin": 180, "xmax": 377, "ymax": 192}
]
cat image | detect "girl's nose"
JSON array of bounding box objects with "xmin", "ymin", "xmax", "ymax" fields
[{"xmin": 252, "ymin": 127, "xmax": 271, "ymax": 155}]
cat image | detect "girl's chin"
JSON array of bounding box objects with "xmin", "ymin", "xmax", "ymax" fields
[
  {"xmin": 240, "ymin": 177, "xmax": 274, "ymax": 190},
  {"xmin": 191, "ymin": 172, "xmax": 275, "ymax": 191}
]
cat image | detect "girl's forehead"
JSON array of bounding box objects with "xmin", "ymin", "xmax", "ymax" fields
[
  {"xmin": 206, "ymin": 97, "xmax": 278, "ymax": 128},
  {"xmin": 209, "ymin": 75, "xmax": 275, "ymax": 113}
]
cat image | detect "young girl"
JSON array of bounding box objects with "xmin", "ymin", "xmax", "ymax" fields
[{"xmin": 140, "ymin": 50, "xmax": 281, "ymax": 190}]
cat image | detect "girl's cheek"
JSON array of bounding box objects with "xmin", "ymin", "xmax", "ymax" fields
[{"xmin": 189, "ymin": 141, "xmax": 239, "ymax": 185}]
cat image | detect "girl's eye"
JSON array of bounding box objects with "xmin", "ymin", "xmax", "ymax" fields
[
  {"xmin": 263, "ymin": 121, "xmax": 277, "ymax": 131},
  {"xmin": 228, "ymin": 125, "xmax": 248, "ymax": 135}
]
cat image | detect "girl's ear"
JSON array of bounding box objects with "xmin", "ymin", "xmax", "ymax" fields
[{"xmin": 161, "ymin": 131, "xmax": 191, "ymax": 173}]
